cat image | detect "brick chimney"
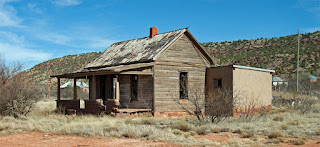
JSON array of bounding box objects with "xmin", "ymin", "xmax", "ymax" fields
[{"xmin": 150, "ymin": 27, "xmax": 158, "ymax": 38}]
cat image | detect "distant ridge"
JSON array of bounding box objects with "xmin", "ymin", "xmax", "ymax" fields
[
  {"xmin": 202, "ymin": 31, "xmax": 320, "ymax": 76},
  {"xmin": 26, "ymin": 31, "xmax": 320, "ymax": 87}
]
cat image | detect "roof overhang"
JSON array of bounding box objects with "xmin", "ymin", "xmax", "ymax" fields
[
  {"xmin": 233, "ymin": 65, "xmax": 275, "ymax": 73},
  {"xmin": 51, "ymin": 62, "xmax": 154, "ymax": 78}
]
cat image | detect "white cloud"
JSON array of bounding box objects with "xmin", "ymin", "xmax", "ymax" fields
[
  {"xmin": 301, "ymin": 27, "xmax": 320, "ymax": 33},
  {"xmin": 0, "ymin": 0, "xmax": 23, "ymax": 27},
  {"xmin": 52, "ymin": 0, "xmax": 82, "ymax": 6},
  {"xmin": 296, "ymin": 0, "xmax": 320, "ymax": 16},
  {"xmin": 0, "ymin": 31, "xmax": 25, "ymax": 44},
  {"xmin": 81, "ymin": 37, "xmax": 116, "ymax": 49},
  {"xmin": 27, "ymin": 3, "xmax": 42, "ymax": 14},
  {"xmin": 0, "ymin": 43, "xmax": 52, "ymax": 62},
  {"xmin": 0, "ymin": 31, "xmax": 52, "ymax": 63},
  {"xmin": 35, "ymin": 32, "xmax": 72, "ymax": 45}
]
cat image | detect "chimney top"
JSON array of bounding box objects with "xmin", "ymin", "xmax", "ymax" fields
[{"xmin": 150, "ymin": 27, "xmax": 158, "ymax": 38}]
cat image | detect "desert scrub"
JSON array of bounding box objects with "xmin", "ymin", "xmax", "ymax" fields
[
  {"xmin": 315, "ymin": 129, "xmax": 320, "ymax": 136},
  {"xmin": 220, "ymin": 128, "xmax": 230, "ymax": 132},
  {"xmin": 291, "ymin": 138, "xmax": 305, "ymax": 145},
  {"xmin": 240, "ymin": 129, "xmax": 254, "ymax": 138},
  {"xmin": 273, "ymin": 116, "xmax": 284, "ymax": 121},
  {"xmin": 122, "ymin": 129, "xmax": 136, "ymax": 138},
  {"xmin": 171, "ymin": 121, "xmax": 193, "ymax": 132},
  {"xmin": 140, "ymin": 117, "xmax": 155, "ymax": 125},
  {"xmin": 212, "ymin": 127, "xmax": 221, "ymax": 133},
  {"xmin": 104, "ymin": 125, "xmax": 119, "ymax": 132},
  {"xmin": 268, "ymin": 130, "xmax": 284, "ymax": 139},
  {"xmin": 280, "ymin": 124, "xmax": 289, "ymax": 130},
  {"xmin": 287, "ymin": 120, "xmax": 300, "ymax": 126},
  {"xmin": 195, "ymin": 125, "xmax": 209, "ymax": 135},
  {"xmin": 0, "ymin": 115, "xmax": 217, "ymax": 146},
  {"xmin": 172, "ymin": 129, "xmax": 183, "ymax": 135}
]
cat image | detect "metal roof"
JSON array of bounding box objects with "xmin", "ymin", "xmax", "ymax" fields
[
  {"xmin": 272, "ymin": 77, "xmax": 285, "ymax": 82},
  {"xmin": 309, "ymin": 75, "xmax": 317, "ymax": 79},
  {"xmin": 60, "ymin": 81, "xmax": 89, "ymax": 88},
  {"xmin": 233, "ymin": 65, "xmax": 275, "ymax": 73}
]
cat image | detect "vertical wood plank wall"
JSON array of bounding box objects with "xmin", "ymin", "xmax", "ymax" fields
[
  {"xmin": 118, "ymin": 75, "xmax": 153, "ymax": 109},
  {"xmin": 154, "ymin": 34, "xmax": 208, "ymax": 112}
]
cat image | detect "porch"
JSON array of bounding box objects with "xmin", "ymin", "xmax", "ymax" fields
[{"xmin": 51, "ymin": 63, "xmax": 154, "ymax": 115}]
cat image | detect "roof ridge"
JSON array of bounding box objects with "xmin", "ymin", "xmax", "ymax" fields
[{"xmin": 111, "ymin": 27, "xmax": 188, "ymax": 45}]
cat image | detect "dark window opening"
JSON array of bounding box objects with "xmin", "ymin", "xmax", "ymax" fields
[
  {"xmin": 180, "ymin": 72, "xmax": 188, "ymax": 99},
  {"xmin": 213, "ymin": 79, "xmax": 222, "ymax": 88},
  {"xmin": 131, "ymin": 75, "xmax": 138, "ymax": 101}
]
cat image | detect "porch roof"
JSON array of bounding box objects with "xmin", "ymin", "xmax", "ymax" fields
[{"xmin": 50, "ymin": 62, "xmax": 154, "ymax": 78}]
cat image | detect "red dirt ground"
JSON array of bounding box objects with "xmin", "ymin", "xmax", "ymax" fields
[
  {"xmin": 0, "ymin": 132, "xmax": 174, "ymax": 147},
  {"xmin": 0, "ymin": 132, "xmax": 319, "ymax": 147}
]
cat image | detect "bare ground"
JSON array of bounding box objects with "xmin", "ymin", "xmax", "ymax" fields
[
  {"xmin": 0, "ymin": 132, "xmax": 319, "ymax": 147},
  {"xmin": 0, "ymin": 132, "xmax": 174, "ymax": 147}
]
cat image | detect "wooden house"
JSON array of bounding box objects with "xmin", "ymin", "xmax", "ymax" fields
[{"xmin": 51, "ymin": 27, "xmax": 214, "ymax": 116}]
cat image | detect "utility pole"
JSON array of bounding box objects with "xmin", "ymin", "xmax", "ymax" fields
[
  {"xmin": 296, "ymin": 29, "xmax": 300, "ymax": 94},
  {"xmin": 47, "ymin": 71, "xmax": 51, "ymax": 99}
]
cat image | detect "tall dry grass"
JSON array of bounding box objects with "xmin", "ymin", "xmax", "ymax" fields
[{"xmin": 0, "ymin": 96, "xmax": 319, "ymax": 146}]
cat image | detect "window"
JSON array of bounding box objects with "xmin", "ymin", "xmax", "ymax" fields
[
  {"xmin": 179, "ymin": 72, "xmax": 188, "ymax": 99},
  {"xmin": 213, "ymin": 79, "xmax": 222, "ymax": 88},
  {"xmin": 131, "ymin": 75, "xmax": 138, "ymax": 101}
]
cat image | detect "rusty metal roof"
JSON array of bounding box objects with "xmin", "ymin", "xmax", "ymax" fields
[{"xmin": 85, "ymin": 28, "xmax": 187, "ymax": 69}]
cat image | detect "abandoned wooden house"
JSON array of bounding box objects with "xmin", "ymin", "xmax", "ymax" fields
[
  {"xmin": 51, "ymin": 27, "xmax": 213, "ymax": 116},
  {"xmin": 51, "ymin": 27, "xmax": 274, "ymax": 117}
]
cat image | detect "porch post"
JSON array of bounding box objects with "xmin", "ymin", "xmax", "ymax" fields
[
  {"xmin": 92, "ymin": 75, "xmax": 96, "ymax": 100},
  {"xmin": 73, "ymin": 78, "xmax": 77, "ymax": 100},
  {"xmin": 115, "ymin": 76, "xmax": 120, "ymax": 102},
  {"xmin": 57, "ymin": 77, "xmax": 61, "ymax": 101}
]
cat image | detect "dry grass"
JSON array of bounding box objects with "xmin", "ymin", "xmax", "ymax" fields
[
  {"xmin": 170, "ymin": 121, "xmax": 194, "ymax": 132},
  {"xmin": 268, "ymin": 130, "xmax": 284, "ymax": 139},
  {"xmin": 273, "ymin": 91, "xmax": 318, "ymax": 100},
  {"xmin": 211, "ymin": 127, "xmax": 220, "ymax": 133},
  {"xmin": 240, "ymin": 129, "xmax": 254, "ymax": 138},
  {"xmin": 291, "ymin": 138, "xmax": 305, "ymax": 145},
  {"xmin": 195, "ymin": 125, "xmax": 209, "ymax": 135},
  {"xmin": 0, "ymin": 98, "xmax": 319, "ymax": 146}
]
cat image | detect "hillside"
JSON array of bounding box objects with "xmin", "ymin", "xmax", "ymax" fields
[
  {"xmin": 26, "ymin": 31, "xmax": 320, "ymax": 87},
  {"xmin": 202, "ymin": 31, "xmax": 320, "ymax": 76},
  {"xmin": 26, "ymin": 52, "xmax": 101, "ymax": 87}
]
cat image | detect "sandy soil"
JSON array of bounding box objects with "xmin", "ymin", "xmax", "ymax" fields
[
  {"xmin": 196, "ymin": 132, "xmax": 320, "ymax": 147},
  {"xmin": 0, "ymin": 132, "xmax": 319, "ymax": 147},
  {"xmin": 0, "ymin": 132, "xmax": 174, "ymax": 147}
]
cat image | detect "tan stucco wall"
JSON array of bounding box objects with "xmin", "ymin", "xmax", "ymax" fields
[
  {"xmin": 205, "ymin": 66, "xmax": 233, "ymax": 97},
  {"xmin": 205, "ymin": 66, "xmax": 233, "ymax": 115},
  {"xmin": 233, "ymin": 68, "xmax": 272, "ymax": 107}
]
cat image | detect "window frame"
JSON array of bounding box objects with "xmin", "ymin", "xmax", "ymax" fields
[
  {"xmin": 213, "ymin": 79, "xmax": 222, "ymax": 88},
  {"xmin": 179, "ymin": 72, "xmax": 188, "ymax": 99}
]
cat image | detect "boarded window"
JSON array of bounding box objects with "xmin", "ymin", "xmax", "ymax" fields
[
  {"xmin": 179, "ymin": 72, "xmax": 188, "ymax": 99},
  {"xmin": 131, "ymin": 75, "xmax": 138, "ymax": 101},
  {"xmin": 213, "ymin": 79, "xmax": 222, "ymax": 88}
]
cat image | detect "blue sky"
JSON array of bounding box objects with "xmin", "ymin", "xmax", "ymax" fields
[{"xmin": 0, "ymin": 0, "xmax": 319, "ymax": 69}]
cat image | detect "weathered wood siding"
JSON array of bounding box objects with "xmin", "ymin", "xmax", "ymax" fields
[
  {"xmin": 118, "ymin": 75, "xmax": 153, "ymax": 109},
  {"xmin": 154, "ymin": 34, "xmax": 207, "ymax": 112},
  {"xmin": 119, "ymin": 75, "xmax": 131, "ymax": 108},
  {"xmin": 104, "ymin": 75, "xmax": 113, "ymax": 99},
  {"xmin": 131, "ymin": 75, "xmax": 153, "ymax": 109}
]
